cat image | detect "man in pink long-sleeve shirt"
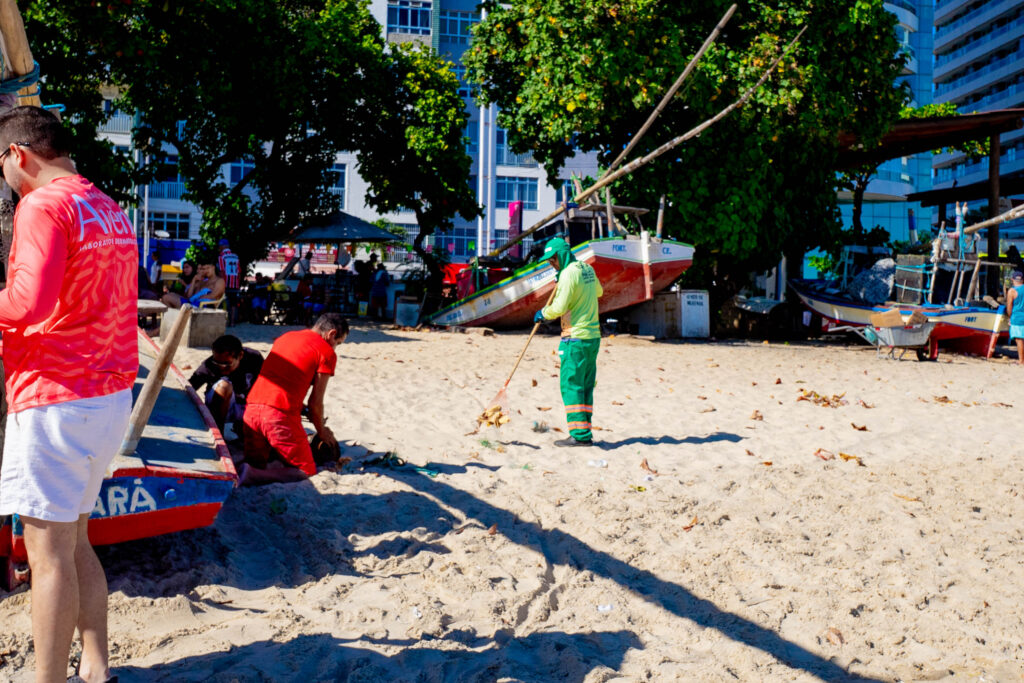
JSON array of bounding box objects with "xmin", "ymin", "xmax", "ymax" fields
[{"xmin": 0, "ymin": 107, "xmax": 137, "ymax": 683}]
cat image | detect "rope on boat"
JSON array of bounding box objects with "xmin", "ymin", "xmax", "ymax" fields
[{"xmin": 0, "ymin": 60, "xmax": 39, "ymax": 94}]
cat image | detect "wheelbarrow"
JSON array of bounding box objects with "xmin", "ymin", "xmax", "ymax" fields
[{"xmin": 835, "ymin": 322, "xmax": 939, "ymax": 361}]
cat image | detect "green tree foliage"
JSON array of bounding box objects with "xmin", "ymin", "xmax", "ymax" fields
[
  {"xmin": 355, "ymin": 44, "xmax": 481, "ymax": 296},
  {"xmin": 25, "ymin": 0, "xmax": 477, "ymax": 281},
  {"xmin": 464, "ymin": 0, "xmax": 907, "ymax": 287}
]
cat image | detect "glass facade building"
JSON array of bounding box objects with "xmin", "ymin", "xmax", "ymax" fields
[
  {"xmin": 838, "ymin": 0, "xmax": 934, "ymax": 243},
  {"xmin": 932, "ymin": 0, "xmax": 1024, "ymax": 214}
]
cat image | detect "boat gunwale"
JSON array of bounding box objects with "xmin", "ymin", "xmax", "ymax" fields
[
  {"xmin": 135, "ymin": 332, "xmax": 237, "ymax": 484},
  {"xmin": 429, "ymin": 236, "xmax": 695, "ymax": 322}
]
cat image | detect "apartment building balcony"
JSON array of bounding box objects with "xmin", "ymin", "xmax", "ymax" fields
[
  {"xmin": 936, "ymin": 0, "xmax": 990, "ymax": 25},
  {"xmin": 147, "ymin": 181, "xmax": 186, "ymax": 200},
  {"xmin": 935, "ymin": 0, "xmax": 1018, "ymax": 52},
  {"xmin": 934, "ymin": 49, "xmax": 1024, "ymax": 103},
  {"xmin": 885, "ymin": 0, "xmax": 919, "ymax": 32},
  {"xmin": 495, "ymin": 148, "xmax": 537, "ymax": 168},
  {"xmin": 97, "ymin": 111, "xmax": 133, "ymax": 135},
  {"xmin": 934, "ymin": 16, "xmax": 1024, "ymax": 81}
]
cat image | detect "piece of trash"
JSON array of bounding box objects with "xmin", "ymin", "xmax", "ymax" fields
[
  {"xmin": 750, "ymin": 410, "xmax": 764, "ymax": 421},
  {"xmin": 531, "ymin": 379, "xmax": 538, "ymax": 387},
  {"xmin": 775, "ymin": 378, "xmax": 782, "ymax": 384},
  {"xmin": 814, "ymin": 448, "xmax": 835, "ymax": 461},
  {"xmin": 825, "ymin": 627, "xmax": 845, "ymax": 646},
  {"xmin": 587, "ymin": 459, "xmax": 608, "ymax": 468},
  {"xmin": 521, "ymin": 463, "xmax": 532, "ymax": 470},
  {"xmin": 745, "ymin": 449, "xmax": 756, "ymax": 457},
  {"xmin": 477, "ymin": 405, "xmax": 510, "ymax": 428},
  {"xmin": 933, "ymin": 395, "xmax": 953, "ymax": 404},
  {"xmin": 851, "ymin": 423, "xmax": 868, "ymax": 431},
  {"xmin": 611, "ymin": 400, "xmax": 624, "ymax": 406},
  {"xmin": 480, "ymin": 439, "xmax": 495, "ymax": 449},
  {"xmin": 537, "ymin": 406, "xmax": 552, "ymax": 411},
  {"xmin": 699, "ymin": 407, "xmax": 716, "ymax": 413},
  {"xmin": 797, "ymin": 389, "xmax": 848, "ymax": 408},
  {"xmin": 531, "ymin": 421, "xmax": 549, "ymax": 433},
  {"xmin": 643, "ymin": 474, "xmax": 655, "ymax": 482},
  {"xmin": 487, "ymin": 524, "xmax": 498, "ymax": 536},
  {"xmin": 597, "ymin": 604, "xmax": 614, "ymax": 612},
  {"xmin": 640, "ymin": 458, "xmax": 660, "ymax": 476},
  {"xmin": 412, "ymin": 607, "xmax": 422, "ymax": 619},
  {"xmin": 631, "ymin": 485, "xmax": 646, "ymax": 492},
  {"xmin": 857, "ymin": 399, "xmax": 874, "ymax": 409},
  {"xmin": 991, "ymin": 401, "xmax": 1014, "ymax": 408},
  {"xmin": 683, "ymin": 516, "xmax": 699, "ymax": 531},
  {"xmin": 839, "ymin": 452, "xmax": 865, "ymax": 466},
  {"xmin": 893, "ymin": 493, "xmax": 922, "ymax": 503},
  {"xmin": 762, "ymin": 461, "xmax": 773, "ymax": 466}
]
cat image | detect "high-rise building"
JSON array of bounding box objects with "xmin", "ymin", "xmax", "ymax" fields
[
  {"xmin": 932, "ymin": 0, "xmax": 1024, "ymax": 200},
  {"xmin": 837, "ymin": 0, "xmax": 934, "ymax": 243}
]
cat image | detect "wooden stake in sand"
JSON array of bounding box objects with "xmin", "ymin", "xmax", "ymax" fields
[{"xmin": 118, "ymin": 305, "xmax": 193, "ymax": 456}]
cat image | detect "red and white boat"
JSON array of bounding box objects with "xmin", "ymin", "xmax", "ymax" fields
[{"xmin": 429, "ymin": 200, "xmax": 694, "ymax": 330}]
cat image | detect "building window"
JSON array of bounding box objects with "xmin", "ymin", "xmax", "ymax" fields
[
  {"xmin": 464, "ymin": 123, "xmax": 477, "ymax": 157},
  {"xmin": 496, "ymin": 128, "xmax": 536, "ymax": 167},
  {"xmin": 439, "ymin": 10, "xmax": 478, "ymax": 45},
  {"xmin": 330, "ymin": 163, "xmax": 346, "ymax": 204},
  {"xmin": 229, "ymin": 159, "xmax": 255, "ymax": 185},
  {"xmin": 452, "ymin": 64, "xmax": 471, "ymax": 98},
  {"xmin": 388, "ymin": 0, "xmax": 431, "ymax": 35},
  {"xmin": 496, "ymin": 176, "xmax": 538, "ymax": 210},
  {"xmin": 148, "ymin": 211, "xmax": 191, "ymax": 240},
  {"xmin": 554, "ymin": 179, "xmax": 577, "ymax": 204}
]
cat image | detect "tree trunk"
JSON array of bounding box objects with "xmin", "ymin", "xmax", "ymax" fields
[
  {"xmin": 852, "ymin": 177, "xmax": 867, "ymax": 233},
  {"xmin": 412, "ymin": 209, "xmax": 445, "ymax": 313}
]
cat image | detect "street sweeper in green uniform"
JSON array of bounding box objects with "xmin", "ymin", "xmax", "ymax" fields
[{"xmin": 534, "ymin": 237, "xmax": 603, "ymax": 447}]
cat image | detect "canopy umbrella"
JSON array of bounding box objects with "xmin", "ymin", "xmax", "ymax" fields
[{"xmin": 287, "ymin": 211, "xmax": 400, "ymax": 243}]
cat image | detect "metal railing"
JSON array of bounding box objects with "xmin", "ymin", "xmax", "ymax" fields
[
  {"xmin": 935, "ymin": 12, "xmax": 1024, "ymax": 70},
  {"xmin": 147, "ymin": 181, "xmax": 186, "ymax": 200},
  {"xmin": 935, "ymin": 46, "xmax": 1024, "ymax": 96},
  {"xmin": 495, "ymin": 147, "xmax": 537, "ymax": 167},
  {"xmin": 937, "ymin": 0, "xmax": 1003, "ymax": 41},
  {"xmin": 97, "ymin": 112, "xmax": 133, "ymax": 135},
  {"xmin": 885, "ymin": 0, "xmax": 917, "ymax": 16}
]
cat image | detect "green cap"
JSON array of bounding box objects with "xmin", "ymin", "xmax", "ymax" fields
[{"xmin": 540, "ymin": 237, "xmax": 573, "ymax": 271}]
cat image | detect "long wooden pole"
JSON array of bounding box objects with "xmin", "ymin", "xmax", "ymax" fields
[
  {"xmin": 501, "ymin": 285, "xmax": 558, "ymax": 389},
  {"xmin": 0, "ymin": 0, "xmax": 40, "ymax": 106},
  {"xmin": 118, "ymin": 306, "xmax": 193, "ymax": 456},
  {"xmin": 602, "ymin": 4, "xmax": 737, "ymax": 178},
  {"xmin": 487, "ymin": 25, "xmax": 807, "ymax": 259}
]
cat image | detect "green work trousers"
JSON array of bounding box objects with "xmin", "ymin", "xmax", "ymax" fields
[{"xmin": 558, "ymin": 337, "xmax": 600, "ymax": 442}]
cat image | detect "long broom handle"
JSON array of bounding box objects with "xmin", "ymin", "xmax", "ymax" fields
[{"xmin": 503, "ymin": 283, "xmax": 559, "ymax": 387}]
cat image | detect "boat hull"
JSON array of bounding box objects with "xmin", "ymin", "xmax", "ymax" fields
[
  {"xmin": 429, "ymin": 235, "xmax": 694, "ymax": 329},
  {"xmin": 2, "ymin": 333, "xmax": 236, "ymax": 587},
  {"xmin": 789, "ymin": 278, "xmax": 1008, "ymax": 358}
]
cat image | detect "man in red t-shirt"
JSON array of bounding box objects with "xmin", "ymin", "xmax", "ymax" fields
[
  {"xmin": 240, "ymin": 313, "xmax": 348, "ymax": 485},
  {"xmin": 0, "ymin": 107, "xmax": 137, "ymax": 683}
]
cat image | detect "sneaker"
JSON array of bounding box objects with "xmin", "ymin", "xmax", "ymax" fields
[{"xmin": 554, "ymin": 437, "xmax": 593, "ymax": 448}]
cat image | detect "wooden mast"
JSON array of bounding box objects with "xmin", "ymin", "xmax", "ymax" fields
[{"xmin": 0, "ymin": 0, "xmax": 40, "ymax": 107}]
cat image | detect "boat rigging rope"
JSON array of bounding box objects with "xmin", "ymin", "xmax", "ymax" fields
[{"xmin": 0, "ymin": 60, "xmax": 40, "ymax": 95}]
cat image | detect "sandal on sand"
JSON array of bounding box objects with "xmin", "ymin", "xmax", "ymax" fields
[{"xmin": 67, "ymin": 676, "xmax": 118, "ymax": 683}]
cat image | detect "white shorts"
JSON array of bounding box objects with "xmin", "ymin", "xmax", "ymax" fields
[{"xmin": 0, "ymin": 389, "xmax": 132, "ymax": 523}]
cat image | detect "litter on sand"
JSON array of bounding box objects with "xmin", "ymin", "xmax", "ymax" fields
[{"xmin": 477, "ymin": 405, "xmax": 511, "ymax": 428}]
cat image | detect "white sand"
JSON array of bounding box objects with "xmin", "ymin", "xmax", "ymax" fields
[{"xmin": 2, "ymin": 323, "xmax": 1023, "ymax": 681}]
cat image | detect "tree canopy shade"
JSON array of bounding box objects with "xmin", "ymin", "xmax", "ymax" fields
[
  {"xmin": 464, "ymin": 0, "xmax": 908, "ymax": 277},
  {"xmin": 24, "ymin": 0, "xmax": 479, "ymax": 277}
]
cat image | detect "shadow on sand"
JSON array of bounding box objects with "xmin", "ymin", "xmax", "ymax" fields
[{"xmin": 113, "ymin": 630, "xmax": 642, "ymax": 682}]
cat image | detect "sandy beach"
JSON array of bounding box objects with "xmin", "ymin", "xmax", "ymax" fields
[{"xmin": 2, "ymin": 322, "xmax": 1023, "ymax": 682}]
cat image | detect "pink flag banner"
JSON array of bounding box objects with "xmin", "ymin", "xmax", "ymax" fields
[{"xmin": 508, "ymin": 200, "xmax": 523, "ymax": 259}]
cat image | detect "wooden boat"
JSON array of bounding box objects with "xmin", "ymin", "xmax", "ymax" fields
[
  {"xmin": 429, "ymin": 201, "xmax": 695, "ymax": 329},
  {"xmin": 789, "ymin": 277, "xmax": 1008, "ymax": 358},
  {"xmin": 1, "ymin": 333, "xmax": 237, "ymax": 589}
]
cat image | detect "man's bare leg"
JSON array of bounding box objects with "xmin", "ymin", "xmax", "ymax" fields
[
  {"xmin": 1017, "ymin": 338, "xmax": 1024, "ymax": 365},
  {"xmin": 22, "ymin": 517, "xmax": 79, "ymax": 683},
  {"xmin": 237, "ymin": 462, "xmax": 309, "ymax": 486},
  {"xmin": 208, "ymin": 382, "xmax": 233, "ymax": 431},
  {"xmin": 74, "ymin": 515, "xmax": 111, "ymax": 683}
]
